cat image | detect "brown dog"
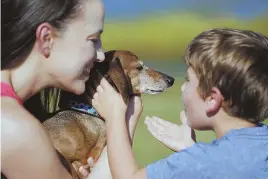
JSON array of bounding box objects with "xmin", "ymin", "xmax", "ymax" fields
[{"xmin": 43, "ymin": 50, "xmax": 174, "ymax": 178}]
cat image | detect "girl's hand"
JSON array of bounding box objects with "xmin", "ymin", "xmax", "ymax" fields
[
  {"xmin": 89, "ymin": 73, "xmax": 127, "ymax": 122},
  {"xmin": 145, "ymin": 110, "xmax": 196, "ymax": 152}
]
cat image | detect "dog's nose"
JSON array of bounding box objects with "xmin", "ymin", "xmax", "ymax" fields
[
  {"xmin": 159, "ymin": 72, "xmax": 175, "ymax": 87},
  {"xmin": 166, "ymin": 76, "xmax": 175, "ymax": 86}
]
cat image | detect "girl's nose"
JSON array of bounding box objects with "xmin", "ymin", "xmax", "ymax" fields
[{"xmin": 95, "ymin": 39, "xmax": 105, "ymax": 62}]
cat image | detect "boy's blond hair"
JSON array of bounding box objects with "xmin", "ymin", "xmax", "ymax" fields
[{"xmin": 184, "ymin": 28, "xmax": 268, "ymax": 123}]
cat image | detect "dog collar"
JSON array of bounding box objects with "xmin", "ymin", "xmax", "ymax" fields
[{"xmin": 69, "ymin": 100, "xmax": 100, "ymax": 118}]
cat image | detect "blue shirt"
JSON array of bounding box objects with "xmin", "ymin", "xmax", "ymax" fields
[{"xmin": 146, "ymin": 124, "xmax": 268, "ymax": 179}]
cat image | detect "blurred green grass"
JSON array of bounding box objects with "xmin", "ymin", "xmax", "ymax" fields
[
  {"xmin": 102, "ymin": 13, "xmax": 268, "ymax": 60},
  {"xmin": 133, "ymin": 76, "xmax": 268, "ymax": 167}
]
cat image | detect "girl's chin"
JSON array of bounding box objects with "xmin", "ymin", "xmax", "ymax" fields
[{"xmin": 69, "ymin": 81, "xmax": 86, "ymax": 95}]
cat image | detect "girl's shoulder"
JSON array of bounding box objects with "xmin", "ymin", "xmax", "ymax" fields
[{"xmin": 2, "ymin": 99, "xmax": 45, "ymax": 154}]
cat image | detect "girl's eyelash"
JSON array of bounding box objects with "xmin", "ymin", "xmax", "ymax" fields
[
  {"xmin": 90, "ymin": 39, "xmax": 98, "ymax": 43},
  {"xmin": 87, "ymin": 38, "xmax": 99, "ymax": 43}
]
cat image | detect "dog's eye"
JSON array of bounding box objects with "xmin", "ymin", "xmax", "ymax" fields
[{"xmin": 136, "ymin": 66, "xmax": 143, "ymax": 71}]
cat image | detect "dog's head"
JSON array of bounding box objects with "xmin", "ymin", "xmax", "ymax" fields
[
  {"xmin": 86, "ymin": 50, "xmax": 174, "ymax": 103},
  {"xmin": 59, "ymin": 50, "xmax": 174, "ymax": 107}
]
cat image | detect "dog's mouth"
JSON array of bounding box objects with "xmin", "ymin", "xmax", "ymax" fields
[{"xmin": 144, "ymin": 89, "xmax": 164, "ymax": 94}]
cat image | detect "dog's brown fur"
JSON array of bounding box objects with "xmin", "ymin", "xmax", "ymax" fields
[{"xmin": 43, "ymin": 50, "xmax": 174, "ymax": 178}]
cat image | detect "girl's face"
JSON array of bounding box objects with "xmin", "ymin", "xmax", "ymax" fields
[
  {"xmin": 181, "ymin": 67, "xmax": 212, "ymax": 130},
  {"xmin": 46, "ymin": 0, "xmax": 105, "ymax": 94}
]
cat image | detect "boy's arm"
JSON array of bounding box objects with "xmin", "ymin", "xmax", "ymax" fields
[
  {"xmin": 88, "ymin": 95, "xmax": 146, "ymax": 179},
  {"xmin": 106, "ymin": 113, "xmax": 147, "ymax": 179}
]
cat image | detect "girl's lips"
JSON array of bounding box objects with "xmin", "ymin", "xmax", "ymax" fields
[{"xmin": 83, "ymin": 67, "xmax": 91, "ymax": 74}]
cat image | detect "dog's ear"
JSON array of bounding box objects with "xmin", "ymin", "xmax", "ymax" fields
[{"xmin": 108, "ymin": 56, "xmax": 131, "ymax": 104}]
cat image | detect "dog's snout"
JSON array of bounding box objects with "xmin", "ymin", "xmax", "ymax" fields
[{"xmin": 165, "ymin": 76, "xmax": 175, "ymax": 86}]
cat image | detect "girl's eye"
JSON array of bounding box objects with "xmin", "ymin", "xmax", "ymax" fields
[
  {"xmin": 185, "ymin": 76, "xmax": 189, "ymax": 82},
  {"xmin": 91, "ymin": 39, "xmax": 98, "ymax": 44},
  {"xmin": 87, "ymin": 38, "xmax": 99, "ymax": 44}
]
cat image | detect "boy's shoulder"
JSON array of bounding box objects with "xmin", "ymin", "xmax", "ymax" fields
[
  {"xmin": 190, "ymin": 124, "xmax": 268, "ymax": 158},
  {"xmin": 146, "ymin": 124, "xmax": 268, "ymax": 179}
]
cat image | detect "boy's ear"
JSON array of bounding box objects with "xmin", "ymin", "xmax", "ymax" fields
[
  {"xmin": 36, "ymin": 23, "xmax": 55, "ymax": 58},
  {"xmin": 205, "ymin": 87, "xmax": 223, "ymax": 117}
]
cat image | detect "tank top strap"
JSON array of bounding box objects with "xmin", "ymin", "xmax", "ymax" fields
[{"xmin": 1, "ymin": 82, "xmax": 23, "ymax": 105}]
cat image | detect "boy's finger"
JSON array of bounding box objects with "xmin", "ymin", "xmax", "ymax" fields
[
  {"xmin": 152, "ymin": 116, "xmax": 172, "ymax": 127},
  {"xmin": 92, "ymin": 78, "xmax": 99, "ymax": 90},
  {"xmin": 88, "ymin": 86, "xmax": 96, "ymax": 98},
  {"xmin": 146, "ymin": 117, "xmax": 165, "ymax": 132},
  {"xmin": 99, "ymin": 75, "xmax": 113, "ymax": 89},
  {"xmin": 180, "ymin": 110, "xmax": 188, "ymax": 125},
  {"xmin": 146, "ymin": 122, "xmax": 165, "ymax": 142},
  {"xmin": 96, "ymin": 71, "xmax": 103, "ymax": 83},
  {"xmin": 96, "ymin": 83, "xmax": 104, "ymax": 93}
]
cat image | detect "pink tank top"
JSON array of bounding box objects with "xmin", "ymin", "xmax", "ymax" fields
[{"xmin": 1, "ymin": 82, "xmax": 23, "ymax": 105}]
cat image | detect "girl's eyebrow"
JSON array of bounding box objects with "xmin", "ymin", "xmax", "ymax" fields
[{"xmin": 87, "ymin": 30, "xmax": 103, "ymax": 39}]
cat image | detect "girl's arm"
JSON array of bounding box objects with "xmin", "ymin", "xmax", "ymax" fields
[{"xmin": 2, "ymin": 105, "xmax": 73, "ymax": 179}]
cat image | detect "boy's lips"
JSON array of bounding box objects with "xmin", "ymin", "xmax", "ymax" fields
[{"xmin": 184, "ymin": 109, "xmax": 188, "ymax": 117}]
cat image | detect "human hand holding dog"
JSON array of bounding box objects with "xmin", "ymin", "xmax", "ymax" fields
[
  {"xmin": 90, "ymin": 74, "xmax": 128, "ymax": 123},
  {"xmin": 90, "ymin": 73, "xmax": 143, "ymax": 126},
  {"xmin": 145, "ymin": 110, "xmax": 196, "ymax": 152},
  {"xmin": 87, "ymin": 96, "xmax": 142, "ymax": 179},
  {"xmin": 89, "ymin": 74, "xmax": 143, "ymax": 179}
]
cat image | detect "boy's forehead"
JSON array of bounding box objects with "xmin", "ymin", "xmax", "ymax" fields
[
  {"xmin": 187, "ymin": 67, "xmax": 194, "ymax": 74},
  {"xmin": 188, "ymin": 67, "xmax": 198, "ymax": 79}
]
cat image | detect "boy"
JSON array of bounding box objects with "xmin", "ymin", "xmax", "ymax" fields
[{"xmin": 90, "ymin": 28, "xmax": 268, "ymax": 179}]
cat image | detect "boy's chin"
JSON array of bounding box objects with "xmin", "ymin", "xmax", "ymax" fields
[{"xmin": 189, "ymin": 121, "xmax": 212, "ymax": 131}]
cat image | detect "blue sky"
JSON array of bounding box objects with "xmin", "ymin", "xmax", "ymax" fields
[{"xmin": 103, "ymin": 0, "xmax": 268, "ymax": 20}]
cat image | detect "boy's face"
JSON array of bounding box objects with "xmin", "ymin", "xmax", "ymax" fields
[{"xmin": 181, "ymin": 67, "xmax": 212, "ymax": 130}]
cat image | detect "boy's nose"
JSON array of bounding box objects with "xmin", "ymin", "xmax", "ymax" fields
[{"xmin": 181, "ymin": 82, "xmax": 186, "ymax": 92}]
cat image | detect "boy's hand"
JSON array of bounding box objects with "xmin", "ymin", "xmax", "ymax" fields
[
  {"xmin": 145, "ymin": 110, "xmax": 196, "ymax": 152},
  {"xmin": 89, "ymin": 73, "xmax": 127, "ymax": 122}
]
